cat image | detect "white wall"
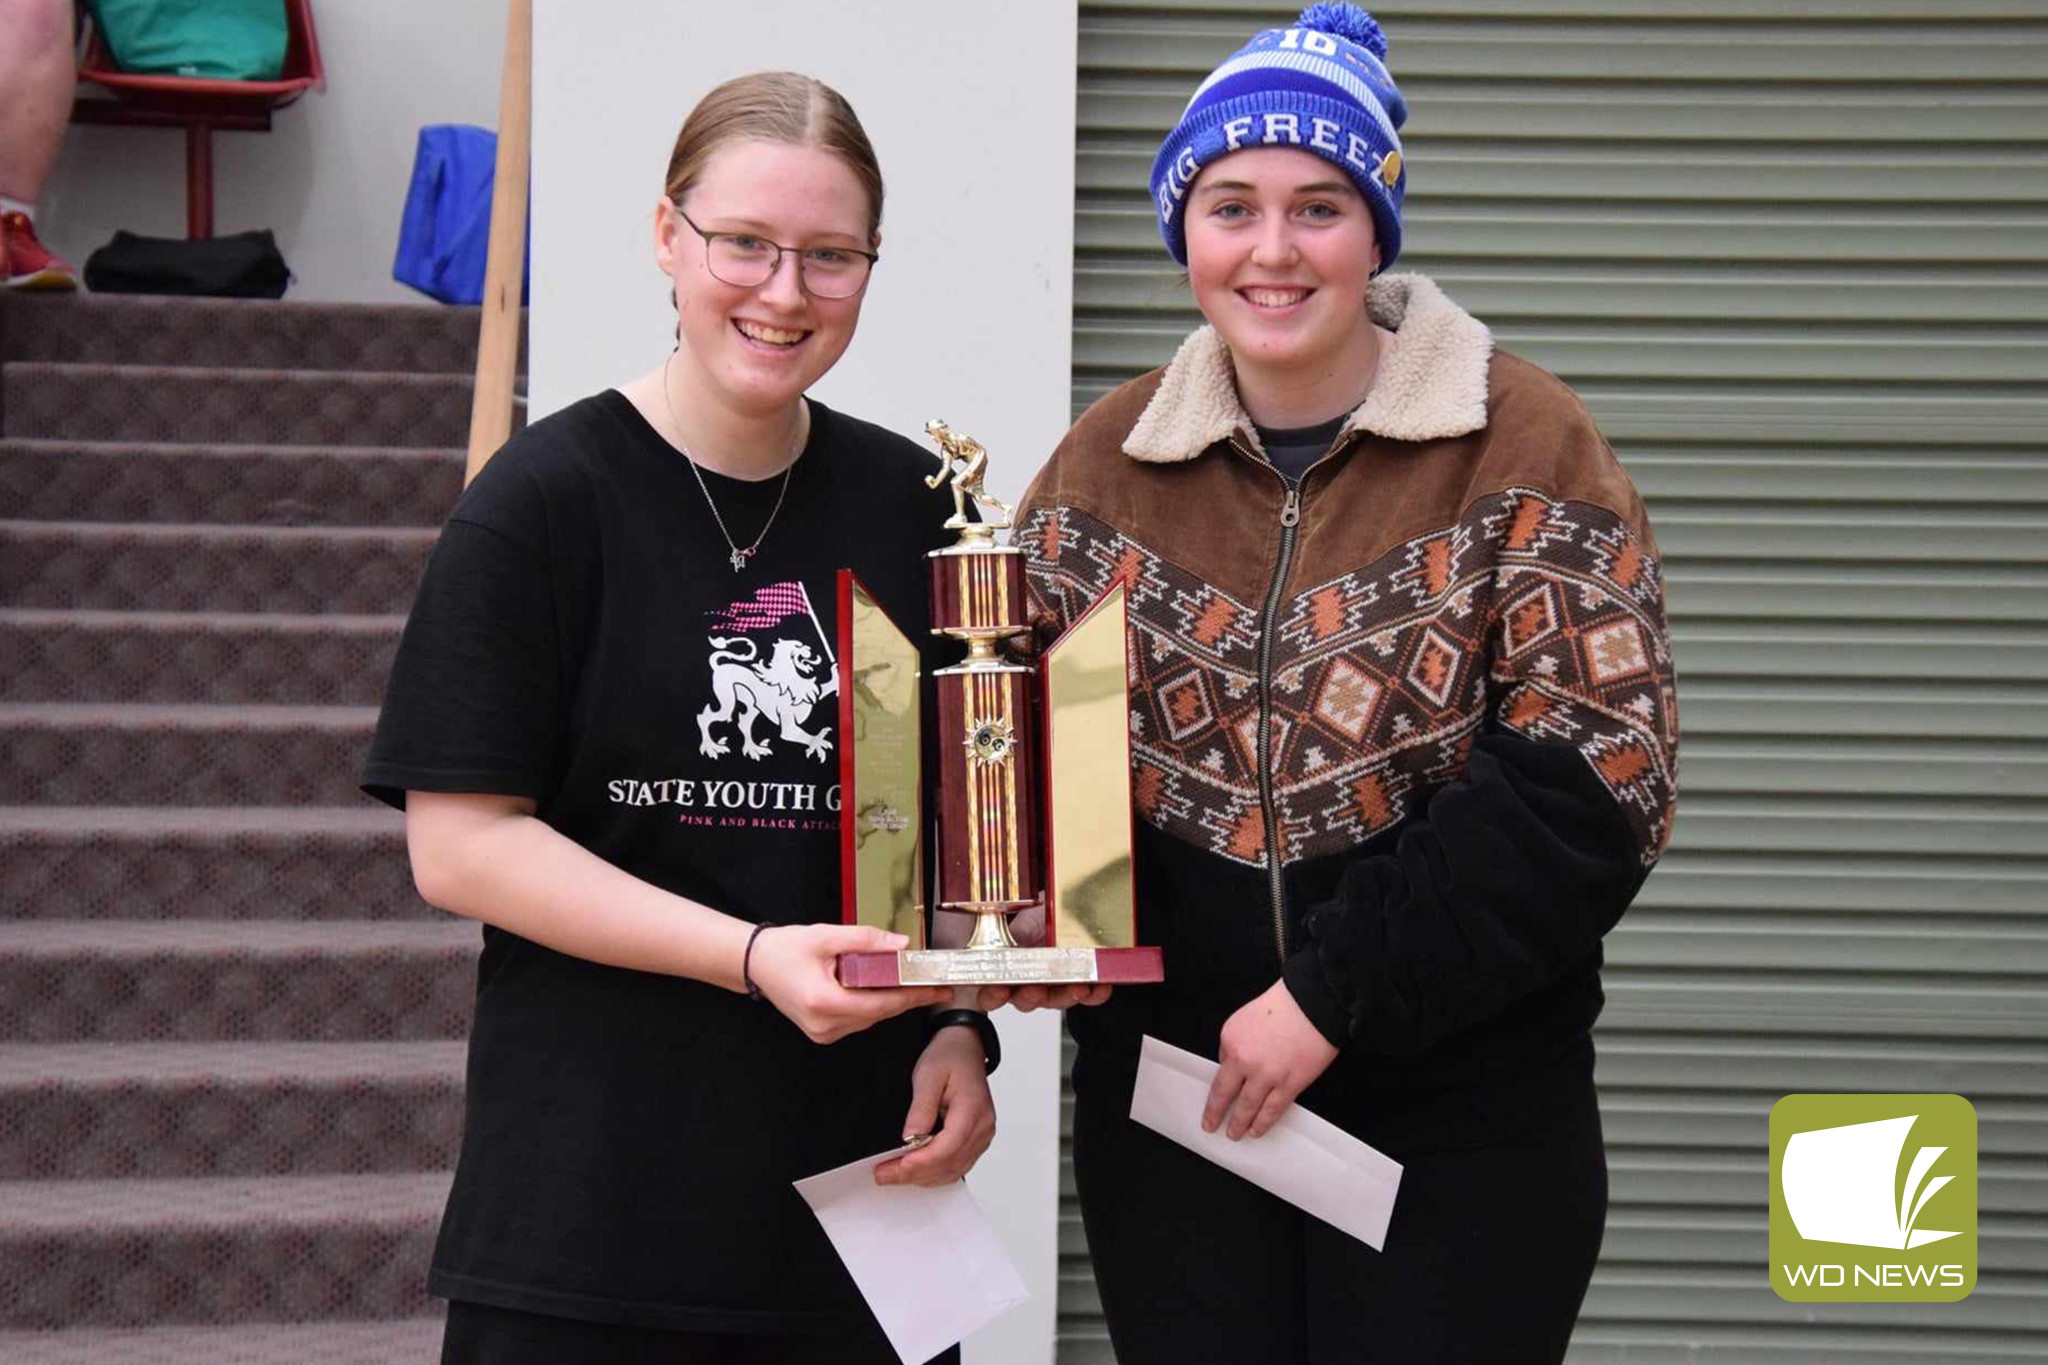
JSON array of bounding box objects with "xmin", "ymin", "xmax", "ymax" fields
[
  {"xmin": 531, "ymin": 5, "xmax": 1078, "ymax": 1363},
  {"xmin": 39, "ymin": 0, "xmax": 509, "ymax": 303}
]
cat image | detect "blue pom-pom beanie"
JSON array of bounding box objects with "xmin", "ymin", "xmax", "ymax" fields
[{"xmin": 1148, "ymin": 3, "xmax": 1407, "ymax": 271}]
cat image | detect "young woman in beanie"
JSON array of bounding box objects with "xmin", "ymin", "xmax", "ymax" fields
[
  {"xmin": 1008, "ymin": 5, "xmax": 1679, "ymax": 1359},
  {"xmin": 363, "ymin": 73, "xmax": 994, "ymax": 1365}
]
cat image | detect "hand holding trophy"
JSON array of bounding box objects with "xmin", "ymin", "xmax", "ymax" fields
[{"xmin": 836, "ymin": 423, "xmax": 1163, "ymax": 987}]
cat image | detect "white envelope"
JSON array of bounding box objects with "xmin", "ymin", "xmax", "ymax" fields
[
  {"xmin": 1129, "ymin": 1034, "xmax": 1403, "ymax": 1250},
  {"xmin": 795, "ymin": 1140, "xmax": 1030, "ymax": 1365}
]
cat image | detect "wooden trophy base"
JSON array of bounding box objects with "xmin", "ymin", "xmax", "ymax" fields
[{"xmin": 837, "ymin": 945, "xmax": 1164, "ymax": 987}]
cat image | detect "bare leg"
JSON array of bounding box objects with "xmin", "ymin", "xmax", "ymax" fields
[{"xmin": 0, "ymin": 0, "xmax": 75, "ymax": 205}]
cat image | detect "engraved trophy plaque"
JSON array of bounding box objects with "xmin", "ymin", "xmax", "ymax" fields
[{"xmin": 836, "ymin": 422, "xmax": 1163, "ymax": 987}]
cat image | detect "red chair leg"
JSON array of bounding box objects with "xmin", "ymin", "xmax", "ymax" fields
[{"xmin": 186, "ymin": 121, "xmax": 214, "ymax": 238}]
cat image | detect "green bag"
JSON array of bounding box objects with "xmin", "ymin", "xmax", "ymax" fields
[{"xmin": 87, "ymin": 0, "xmax": 289, "ymax": 81}]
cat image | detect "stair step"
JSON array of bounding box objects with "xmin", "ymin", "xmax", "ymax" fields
[
  {"xmin": 0, "ymin": 1171, "xmax": 447, "ymax": 1328},
  {"xmin": 0, "ymin": 1040, "xmax": 464, "ymax": 1179},
  {"xmin": 0, "ymin": 291, "xmax": 522, "ymax": 374},
  {"xmin": 0, "ymin": 522, "xmax": 436, "ymax": 613},
  {"xmin": 0, "ymin": 296, "xmax": 501, "ymax": 1349},
  {"xmin": 2, "ymin": 363, "xmax": 488, "ymax": 447},
  {"xmin": 0, "ymin": 1317, "xmax": 446, "ymax": 1365},
  {"xmin": 0, "ymin": 439, "xmax": 462, "ymax": 527},
  {"xmin": 0, "ymin": 920, "xmax": 474, "ymax": 1042},
  {"xmin": 0, "ymin": 806, "xmax": 427, "ymax": 923},
  {"xmin": 0, "ymin": 610, "xmax": 404, "ymax": 705},
  {"xmin": 0, "ymin": 703, "xmax": 377, "ymax": 807}
]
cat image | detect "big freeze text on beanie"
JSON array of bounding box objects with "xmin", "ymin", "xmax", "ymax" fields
[{"xmin": 1148, "ymin": 3, "xmax": 1407, "ymax": 270}]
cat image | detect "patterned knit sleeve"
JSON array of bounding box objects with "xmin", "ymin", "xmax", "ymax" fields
[
  {"xmin": 1281, "ymin": 484, "xmax": 1679, "ymax": 1055},
  {"xmin": 1482, "ymin": 486, "xmax": 1679, "ymax": 862},
  {"xmin": 1012, "ymin": 473, "xmax": 1085, "ymax": 650}
]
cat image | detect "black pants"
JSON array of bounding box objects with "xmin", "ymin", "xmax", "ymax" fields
[
  {"xmin": 441, "ymin": 1300, "xmax": 961, "ymax": 1365},
  {"xmin": 1072, "ymin": 1079, "xmax": 1608, "ymax": 1365}
]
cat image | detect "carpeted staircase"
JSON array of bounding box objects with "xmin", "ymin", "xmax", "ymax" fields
[{"xmin": 0, "ymin": 292, "xmax": 516, "ymax": 1360}]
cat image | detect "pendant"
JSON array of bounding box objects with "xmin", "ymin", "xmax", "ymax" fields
[{"xmin": 730, "ymin": 547, "xmax": 751, "ymax": 572}]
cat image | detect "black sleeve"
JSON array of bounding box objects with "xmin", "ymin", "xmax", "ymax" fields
[
  {"xmin": 360, "ymin": 516, "xmax": 562, "ymax": 810},
  {"xmin": 1280, "ymin": 732, "xmax": 1648, "ymax": 1055}
]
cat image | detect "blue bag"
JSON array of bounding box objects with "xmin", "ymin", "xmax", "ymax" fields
[{"xmin": 392, "ymin": 125, "xmax": 528, "ymax": 306}]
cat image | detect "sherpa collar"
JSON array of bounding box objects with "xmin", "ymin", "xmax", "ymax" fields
[{"xmin": 1122, "ymin": 273, "xmax": 1494, "ymax": 463}]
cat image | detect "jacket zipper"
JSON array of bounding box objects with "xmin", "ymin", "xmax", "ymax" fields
[
  {"xmin": 1233, "ymin": 436, "xmax": 1304, "ymax": 962},
  {"xmin": 1234, "ymin": 434, "xmax": 1352, "ymax": 964}
]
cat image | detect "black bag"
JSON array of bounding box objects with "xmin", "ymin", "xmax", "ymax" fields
[{"xmin": 83, "ymin": 229, "xmax": 291, "ymax": 298}]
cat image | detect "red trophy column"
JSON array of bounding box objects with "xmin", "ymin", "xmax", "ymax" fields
[{"xmin": 930, "ymin": 541, "xmax": 1040, "ymax": 947}]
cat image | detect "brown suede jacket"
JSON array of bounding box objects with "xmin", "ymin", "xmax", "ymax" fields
[{"xmin": 1017, "ymin": 275, "xmax": 1679, "ymax": 1114}]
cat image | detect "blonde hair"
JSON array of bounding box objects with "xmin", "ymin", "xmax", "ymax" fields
[{"xmin": 664, "ymin": 71, "xmax": 883, "ymax": 243}]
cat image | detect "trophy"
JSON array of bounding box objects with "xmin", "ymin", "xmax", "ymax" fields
[{"xmin": 834, "ymin": 422, "xmax": 1164, "ymax": 987}]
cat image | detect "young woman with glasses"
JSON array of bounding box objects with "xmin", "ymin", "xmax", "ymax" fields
[
  {"xmin": 1009, "ymin": 6, "xmax": 1679, "ymax": 1360},
  {"xmin": 364, "ymin": 72, "xmax": 992, "ymax": 1365}
]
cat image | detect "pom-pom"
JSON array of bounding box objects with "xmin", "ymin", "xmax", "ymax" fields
[{"xmin": 1296, "ymin": 3, "xmax": 1387, "ymax": 58}]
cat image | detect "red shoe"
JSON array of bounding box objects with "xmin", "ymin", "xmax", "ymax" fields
[{"xmin": 2, "ymin": 211, "xmax": 80, "ymax": 291}]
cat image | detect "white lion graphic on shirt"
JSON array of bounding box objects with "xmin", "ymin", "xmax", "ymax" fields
[{"xmin": 696, "ymin": 636, "xmax": 834, "ymax": 763}]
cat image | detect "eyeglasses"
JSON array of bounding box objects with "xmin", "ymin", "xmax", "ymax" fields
[{"xmin": 672, "ymin": 205, "xmax": 878, "ymax": 300}]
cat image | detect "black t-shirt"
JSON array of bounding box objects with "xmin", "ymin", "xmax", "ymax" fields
[
  {"xmin": 362, "ymin": 390, "xmax": 958, "ymax": 1332},
  {"xmin": 1254, "ymin": 413, "xmax": 1347, "ymax": 485}
]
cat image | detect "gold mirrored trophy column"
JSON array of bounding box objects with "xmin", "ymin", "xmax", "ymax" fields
[{"xmin": 835, "ymin": 571, "xmax": 924, "ymax": 946}]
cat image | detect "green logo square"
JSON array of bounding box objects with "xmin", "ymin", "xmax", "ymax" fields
[{"xmin": 1769, "ymin": 1093, "xmax": 1976, "ymax": 1302}]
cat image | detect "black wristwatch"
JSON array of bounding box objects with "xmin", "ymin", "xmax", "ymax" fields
[{"xmin": 928, "ymin": 1008, "xmax": 1000, "ymax": 1076}]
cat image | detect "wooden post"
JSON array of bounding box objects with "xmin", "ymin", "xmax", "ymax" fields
[{"xmin": 465, "ymin": 0, "xmax": 532, "ymax": 485}]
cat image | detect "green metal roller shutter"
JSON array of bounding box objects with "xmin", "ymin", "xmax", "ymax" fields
[{"xmin": 1062, "ymin": 3, "xmax": 2048, "ymax": 1360}]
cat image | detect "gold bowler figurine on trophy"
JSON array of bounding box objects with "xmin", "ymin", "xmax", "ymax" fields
[{"xmin": 834, "ymin": 422, "xmax": 1163, "ymax": 987}]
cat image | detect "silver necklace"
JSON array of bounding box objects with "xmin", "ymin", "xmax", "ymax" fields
[{"xmin": 661, "ymin": 352, "xmax": 800, "ymax": 572}]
